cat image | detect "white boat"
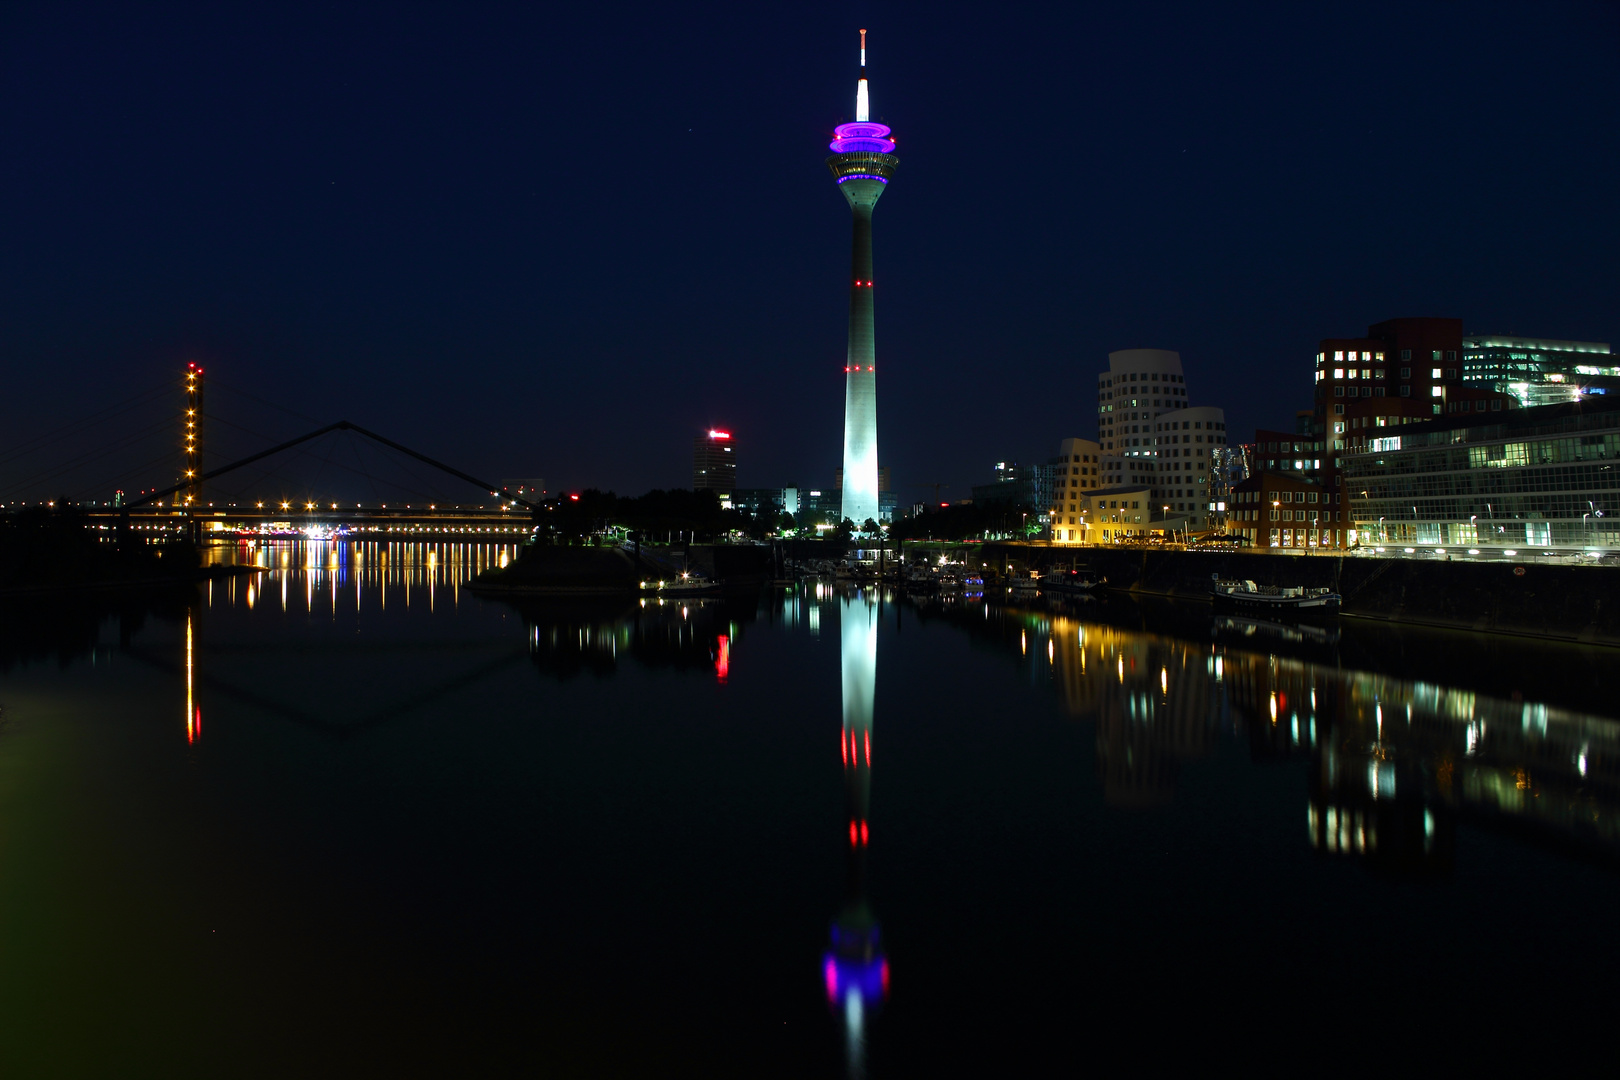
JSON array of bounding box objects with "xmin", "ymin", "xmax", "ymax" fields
[{"xmin": 641, "ymin": 572, "xmax": 721, "ymax": 596}]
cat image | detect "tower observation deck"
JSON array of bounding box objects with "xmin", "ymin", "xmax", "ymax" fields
[{"xmin": 828, "ymin": 29, "xmax": 897, "ymax": 529}]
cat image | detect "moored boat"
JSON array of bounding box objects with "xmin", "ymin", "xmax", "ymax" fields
[{"xmin": 1210, "ymin": 575, "xmax": 1340, "ymax": 612}]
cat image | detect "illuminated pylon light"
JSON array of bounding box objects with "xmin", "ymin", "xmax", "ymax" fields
[{"xmin": 181, "ymin": 362, "xmax": 205, "ymax": 507}]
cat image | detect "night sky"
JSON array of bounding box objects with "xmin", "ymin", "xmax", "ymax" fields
[{"xmin": 3, "ymin": 2, "xmax": 1617, "ymax": 505}]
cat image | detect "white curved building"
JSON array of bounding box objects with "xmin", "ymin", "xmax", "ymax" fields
[
  {"xmin": 1095, "ymin": 349, "xmax": 1191, "ymax": 491},
  {"xmin": 1151, "ymin": 405, "xmax": 1230, "ymax": 531}
]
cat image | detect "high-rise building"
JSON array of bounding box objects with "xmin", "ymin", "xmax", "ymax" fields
[
  {"xmin": 692, "ymin": 429, "xmax": 735, "ymax": 495},
  {"xmin": 1096, "ymin": 349, "xmax": 1191, "ymax": 489},
  {"xmin": 1150, "ymin": 405, "xmax": 1230, "ymax": 530},
  {"xmin": 827, "ymin": 29, "xmax": 896, "ymax": 530}
]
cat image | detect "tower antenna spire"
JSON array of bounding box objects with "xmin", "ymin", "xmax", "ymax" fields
[{"xmin": 855, "ymin": 29, "xmax": 870, "ymax": 122}]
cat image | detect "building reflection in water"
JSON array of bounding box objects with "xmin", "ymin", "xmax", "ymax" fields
[
  {"xmin": 825, "ymin": 589, "xmax": 887, "ymax": 1077},
  {"xmin": 990, "ymin": 603, "xmax": 1620, "ymax": 872}
]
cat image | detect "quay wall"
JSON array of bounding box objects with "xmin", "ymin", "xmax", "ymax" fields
[{"xmin": 999, "ymin": 545, "xmax": 1620, "ymax": 646}]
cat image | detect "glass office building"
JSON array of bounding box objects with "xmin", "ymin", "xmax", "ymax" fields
[
  {"xmin": 1461, "ymin": 335, "xmax": 1616, "ymax": 408},
  {"xmin": 1342, "ymin": 401, "xmax": 1620, "ymax": 550}
]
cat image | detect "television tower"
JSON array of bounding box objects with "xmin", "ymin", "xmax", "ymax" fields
[{"xmin": 827, "ymin": 29, "xmax": 897, "ymax": 529}]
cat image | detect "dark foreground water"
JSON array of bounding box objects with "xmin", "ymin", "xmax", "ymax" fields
[{"xmin": 2, "ymin": 540, "xmax": 1618, "ymax": 1076}]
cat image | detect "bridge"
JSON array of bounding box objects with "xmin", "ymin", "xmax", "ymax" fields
[
  {"xmin": 1, "ymin": 365, "xmax": 547, "ymax": 544},
  {"xmin": 94, "ymin": 419, "xmax": 541, "ymax": 542}
]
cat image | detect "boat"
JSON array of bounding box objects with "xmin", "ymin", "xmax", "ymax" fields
[
  {"xmin": 640, "ymin": 572, "xmax": 721, "ymax": 597},
  {"xmin": 1210, "ymin": 575, "xmax": 1340, "ymax": 612},
  {"xmin": 1041, "ymin": 570, "xmax": 1101, "ymax": 593}
]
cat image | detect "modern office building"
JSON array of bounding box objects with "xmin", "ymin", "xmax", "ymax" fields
[
  {"xmin": 692, "ymin": 429, "xmax": 736, "ymax": 495},
  {"xmin": 1341, "ymin": 400, "xmax": 1620, "ymax": 550},
  {"xmin": 827, "ymin": 30, "xmax": 897, "ymax": 530},
  {"xmin": 971, "ymin": 460, "xmax": 1049, "ymax": 508},
  {"xmin": 1048, "ymin": 437, "xmax": 1103, "ymax": 543},
  {"xmin": 1461, "ymin": 334, "xmax": 1617, "ymax": 407},
  {"xmin": 1286, "ymin": 317, "xmax": 1516, "ymax": 549},
  {"xmin": 1096, "ymin": 349, "xmax": 1191, "ymax": 490},
  {"xmin": 1150, "ymin": 406, "xmax": 1229, "ymax": 530}
]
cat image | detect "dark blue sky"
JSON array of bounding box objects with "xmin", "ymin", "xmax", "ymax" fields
[{"xmin": 3, "ymin": 1, "xmax": 1617, "ymax": 504}]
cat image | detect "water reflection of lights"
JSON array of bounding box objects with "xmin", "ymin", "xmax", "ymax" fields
[
  {"xmin": 184, "ymin": 609, "xmax": 198, "ymax": 744},
  {"xmin": 968, "ymin": 601, "xmax": 1620, "ymax": 866},
  {"xmin": 201, "ymin": 540, "xmax": 523, "ymax": 615}
]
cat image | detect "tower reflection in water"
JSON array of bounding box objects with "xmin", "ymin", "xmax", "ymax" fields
[{"xmin": 824, "ymin": 589, "xmax": 887, "ymax": 1075}]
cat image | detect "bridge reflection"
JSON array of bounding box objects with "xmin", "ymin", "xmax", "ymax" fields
[{"xmin": 203, "ymin": 539, "xmax": 521, "ymax": 613}]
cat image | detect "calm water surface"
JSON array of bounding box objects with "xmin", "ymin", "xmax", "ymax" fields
[{"xmin": 1, "ymin": 540, "xmax": 1617, "ymax": 1076}]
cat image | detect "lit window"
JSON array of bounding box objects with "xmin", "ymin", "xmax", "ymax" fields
[
  {"xmin": 1347, "ymin": 368, "xmax": 1357, "ymax": 379},
  {"xmin": 1333, "ymin": 368, "xmax": 1344, "ymax": 379},
  {"xmin": 1431, "ymin": 368, "xmax": 1442, "ymax": 378},
  {"xmin": 1361, "ymin": 368, "xmax": 1370, "ymax": 379},
  {"xmin": 1334, "ymin": 351, "xmax": 1344, "ymax": 362},
  {"xmin": 1431, "ymin": 386, "xmax": 1443, "ymax": 397}
]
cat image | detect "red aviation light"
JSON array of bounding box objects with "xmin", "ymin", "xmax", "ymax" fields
[
  {"xmin": 860, "ymin": 820, "xmax": 869, "ymax": 845},
  {"xmin": 849, "ymin": 820, "xmax": 859, "ymax": 846},
  {"xmin": 569, "ymin": 494, "xmax": 580, "ymax": 501}
]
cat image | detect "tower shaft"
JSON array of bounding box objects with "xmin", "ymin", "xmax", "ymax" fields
[{"xmin": 842, "ymin": 190, "xmax": 881, "ymax": 528}]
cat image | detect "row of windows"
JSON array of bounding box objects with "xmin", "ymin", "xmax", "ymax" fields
[
  {"xmin": 1100, "ymin": 392, "xmax": 1184, "ymax": 404},
  {"xmin": 1257, "ymin": 528, "xmax": 1347, "ymax": 548},
  {"xmin": 1348, "ymin": 467, "xmax": 1620, "ymax": 502},
  {"xmin": 1154, "ymin": 420, "xmax": 1226, "ymax": 433},
  {"xmin": 1236, "ymin": 489, "xmax": 1336, "ymax": 504},
  {"xmin": 1315, "ymin": 349, "xmax": 1458, "ymax": 365},
  {"xmin": 1231, "ymin": 508, "xmax": 1339, "ymax": 522},
  {"xmin": 1356, "ymin": 434, "xmax": 1619, "ymax": 475},
  {"xmin": 1099, "ymin": 372, "xmax": 1185, "ymax": 387},
  {"xmin": 1355, "ymin": 491, "xmax": 1616, "ymax": 515}
]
